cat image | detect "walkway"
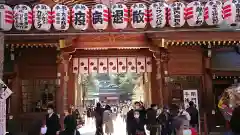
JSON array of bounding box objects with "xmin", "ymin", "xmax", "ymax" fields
[{"xmin": 79, "ymin": 115, "xmax": 127, "ymax": 135}]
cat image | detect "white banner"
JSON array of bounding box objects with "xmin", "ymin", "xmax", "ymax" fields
[
  {"xmin": 0, "ymin": 100, "xmax": 5, "ymax": 135},
  {"xmin": 0, "ymin": 79, "xmax": 12, "ymax": 100},
  {"xmin": 0, "ymin": 79, "xmax": 12, "ymax": 135},
  {"xmin": 183, "ymin": 90, "xmax": 199, "ymax": 109}
]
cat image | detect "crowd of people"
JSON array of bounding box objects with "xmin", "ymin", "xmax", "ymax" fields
[
  {"xmin": 85, "ymin": 101, "xmax": 199, "ymax": 135},
  {"xmin": 6, "ymin": 100, "xmax": 240, "ymax": 135}
]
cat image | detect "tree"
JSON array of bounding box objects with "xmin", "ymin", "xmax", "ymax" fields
[{"xmin": 110, "ymin": 73, "xmax": 140, "ymax": 93}]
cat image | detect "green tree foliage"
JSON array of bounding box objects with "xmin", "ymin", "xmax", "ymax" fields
[{"xmin": 109, "ymin": 73, "xmax": 140, "ymax": 93}]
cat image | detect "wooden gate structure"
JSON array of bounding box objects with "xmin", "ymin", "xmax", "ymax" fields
[{"xmin": 3, "ymin": 0, "xmax": 240, "ymax": 133}]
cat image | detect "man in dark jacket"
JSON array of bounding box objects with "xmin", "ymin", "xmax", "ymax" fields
[
  {"xmin": 126, "ymin": 101, "xmax": 146, "ymax": 135},
  {"xmin": 146, "ymin": 104, "xmax": 158, "ymax": 135},
  {"xmin": 158, "ymin": 106, "xmax": 171, "ymax": 135},
  {"xmin": 64, "ymin": 108, "xmax": 77, "ymax": 132},
  {"xmin": 45, "ymin": 105, "xmax": 61, "ymax": 135},
  {"xmin": 186, "ymin": 101, "xmax": 198, "ymax": 129}
]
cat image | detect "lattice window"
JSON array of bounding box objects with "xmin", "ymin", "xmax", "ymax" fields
[{"xmin": 21, "ymin": 79, "xmax": 57, "ymax": 113}]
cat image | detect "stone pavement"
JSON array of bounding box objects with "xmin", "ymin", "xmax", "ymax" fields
[{"xmin": 79, "ymin": 115, "xmax": 127, "ymax": 135}]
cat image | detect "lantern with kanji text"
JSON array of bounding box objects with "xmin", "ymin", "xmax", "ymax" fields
[
  {"xmin": 111, "ymin": 3, "xmax": 128, "ymax": 30},
  {"xmin": 92, "ymin": 4, "xmax": 109, "ymax": 30},
  {"xmin": 185, "ymin": 1, "xmax": 204, "ymax": 26},
  {"xmin": 204, "ymin": 0, "xmax": 223, "ymax": 26},
  {"xmin": 168, "ymin": 2, "xmax": 185, "ymax": 27},
  {"xmin": 72, "ymin": 4, "xmax": 89, "ymax": 31},
  {"xmin": 52, "ymin": 4, "xmax": 70, "ymax": 31},
  {"xmin": 149, "ymin": 2, "xmax": 168, "ymax": 28},
  {"xmin": 33, "ymin": 4, "xmax": 52, "ymax": 31},
  {"xmin": 130, "ymin": 3, "xmax": 148, "ymax": 29},
  {"xmin": 0, "ymin": 4, "xmax": 13, "ymax": 31},
  {"xmin": 13, "ymin": 4, "xmax": 32, "ymax": 31}
]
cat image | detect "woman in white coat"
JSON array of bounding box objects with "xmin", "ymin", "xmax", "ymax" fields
[{"xmin": 103, "ymin": 105, "xmax": 114, "ymax": 135}]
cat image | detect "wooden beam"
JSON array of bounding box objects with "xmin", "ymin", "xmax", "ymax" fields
[{"xmin": 150, "ymin": 31, "xmax": 240, "ymax": 41}]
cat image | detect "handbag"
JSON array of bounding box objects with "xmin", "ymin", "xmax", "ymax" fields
[{"xmin": 40, "ymin": 125, "xmax": 47, "ymax": 134}]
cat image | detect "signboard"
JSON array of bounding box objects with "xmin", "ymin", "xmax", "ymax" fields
[
  {"xmin": 183, "ymin": 90, "xmax": 199, "ymax": 109},
  {"xmin": 0, "ymin": 79, "xmax": 13, "ymax": 135}
]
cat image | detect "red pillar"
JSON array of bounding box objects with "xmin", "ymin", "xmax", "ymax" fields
[{"xmin": 67, "ymin": 59, "xmax": 75, "ymax": 106}]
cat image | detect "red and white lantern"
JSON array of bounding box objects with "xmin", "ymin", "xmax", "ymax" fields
[
  {"xmin": 149, "ymin": 2, "xmax": 168, "ymax": 28},
  {"xmin": 136, "ymin": 57, "xmax": 146, "ymax": 73},
  {"xmin": 185, "ymin": 1, "xmax": 204, "ymax": 26},
  {"xmin": 108, "ymin": 57, "xmax": 118, "ymax": 73},
  {"xmin": 111, "ymin": 3, "xmax": 128, "ymax": 30},
  {"xmin": 79, "ymin": 58, "xmax": 89, "ymax": 74},
  {"xmin": 89, "ymin": 58, "xmax": 98, "ymax": 73},
  {"xmin": 146, "ymin": 57, "xmax": 152, "ymax": 72},
  {"xmin": 168, "ymin": 2, "xmax": 185, "ymax": 27},
  {"xmin": 127, "ymin": 57, "xmax": 137, "ymax": 73},
  {"xmin": 130, "ymin": 3, "xmax": 148, "ymax": 29},
  {"xmin": 118, "ymin": 57, "xmax": 127, "ymax": 73},
  {"xmin": 13, "ymin": 4, "xmax": 32, "ymax": 31},
  {"xmin": 0, "ymin": 4, "xmax": 13, "ymax": 31},
  {"xmin": 72, "ymin": 4, "xmax": 89, "ymax": 31},
  {"xmin": 33, "ymin": 4, "xmax": 52, "ymax": 31},
  {"xmin": 98, "ymin": 57, "xmax": 108, "ymax": 73},
  {"xmin": 92, "ymin": 4, "xmax": 109, "ymax": 30},
  {"xmin": 52, "ymin": 4, "xmax": 70, "ymax": 31},
  {"xmin": 73, "ymin": 58, "xmax": 79, "ymax": 74},
  {"xmin": 223, "ymin": 1, "xmax": 236, "ymax": 25},
  {"xmin": 204, "ymin": 0, "xmax": 223, "ymax": 26}
]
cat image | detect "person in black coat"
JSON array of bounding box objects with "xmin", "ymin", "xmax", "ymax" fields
[
  {"xmin": 131, "ymin": 110, "xmax": 146, "ymax": 135},
  {"xmin": 186, "ymin": 101, "xmax": 198, "ymax": 129},
  {"xmin": 230, "ymin": 105, "xmax": 240, "ymax": 134},
  {"xmin": 94, "ymin": 102, "xmax": 104, "ymax": 135},
  {"xmin": 45, "ymin": 105, "xmax": 61, "ymax": 135},
  {"xmin": 64, "ymin": 108, "xmax": 77, "ymax": 132},
  {"xmin": 127, "ymin": 102, "xmax": 146, "ymax": 135},
  {"xmin": 146, "ymin": 104, "xmax": 158, "ymax": 135},
  {"xmin": 157, "ymin": 106, "xmax": 171, "ymax": 135}
]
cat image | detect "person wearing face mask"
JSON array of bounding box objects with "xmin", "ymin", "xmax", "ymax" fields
[
  {"xmin": 178, "ymin": 105, "xmax": 191, "ymax": 121},
  {"xmin": 158, "ymin": 106, "xmax": 171, "ymax": 135},
  {"xmin": 126, "ymin": 102, "xmax": 146, "ymax": 135},
  {"xmin": 45, "ymin": 105, "xmax": 61, "ymax": 135},
  {"xmin": 131, "ymin": 111, "xmax": 146, "ymax": 135},
  {"xmin": 172, "ymin": 115, "xmax": 197, "ymax": 135}
]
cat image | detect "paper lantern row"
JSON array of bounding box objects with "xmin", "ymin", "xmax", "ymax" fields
[
  {"xmin": 0, "ymin": 1, "xmax": 239, "ymax": 31},
  {"xmin": 73, "ymin": 57, "xmax": 152, "ymax": 74}
]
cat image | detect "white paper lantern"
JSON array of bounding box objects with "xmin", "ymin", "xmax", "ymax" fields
[
  {"xmin": 72, "ymin": 4, "xmax": 89, "ymax": 31},
  {"xmin": 13, "ymin": 4, "xmax": 32, "ymax": 31},
  {"xmin": 52, "ymin": 4, "xmax": 70, "ymax": 31},
  {"xmin": 185, "ymin": 1, "xmax": 204, "ymax": 26},
  {"xmin": 168, "ymin": 2, "xmax": 185, "ymax": 27},
  {"xmin": 92, "ymin": 4, "xmax": 109, "ymax": 30},
  {"xmin": 33, "ymin": 4, "xmax": 52, "ymax": 31},
  {"xmin": 223, "ymin": 1, "xmax": 237, "ymax": 25},
  {"xmin": 149, "ymin": 2, "xmax": 168, "ymax": 28},
  {"xmin": 232, "ymin": 0, "xmax": 240, "ymax": 25},
  {"xmin": 0, "ymin": 4, "xmax": 13, "ymax": 31},
  {"xmin": 130, "ymin": 3, "xmax": 148, "ymax": 29},
  {"xmin": 111, "ymin": 4, "xmax": 128, "ymax": 30},
  {"xmin": 204, "ymin": 0, "xmax": 223, "ymax": 26}
]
